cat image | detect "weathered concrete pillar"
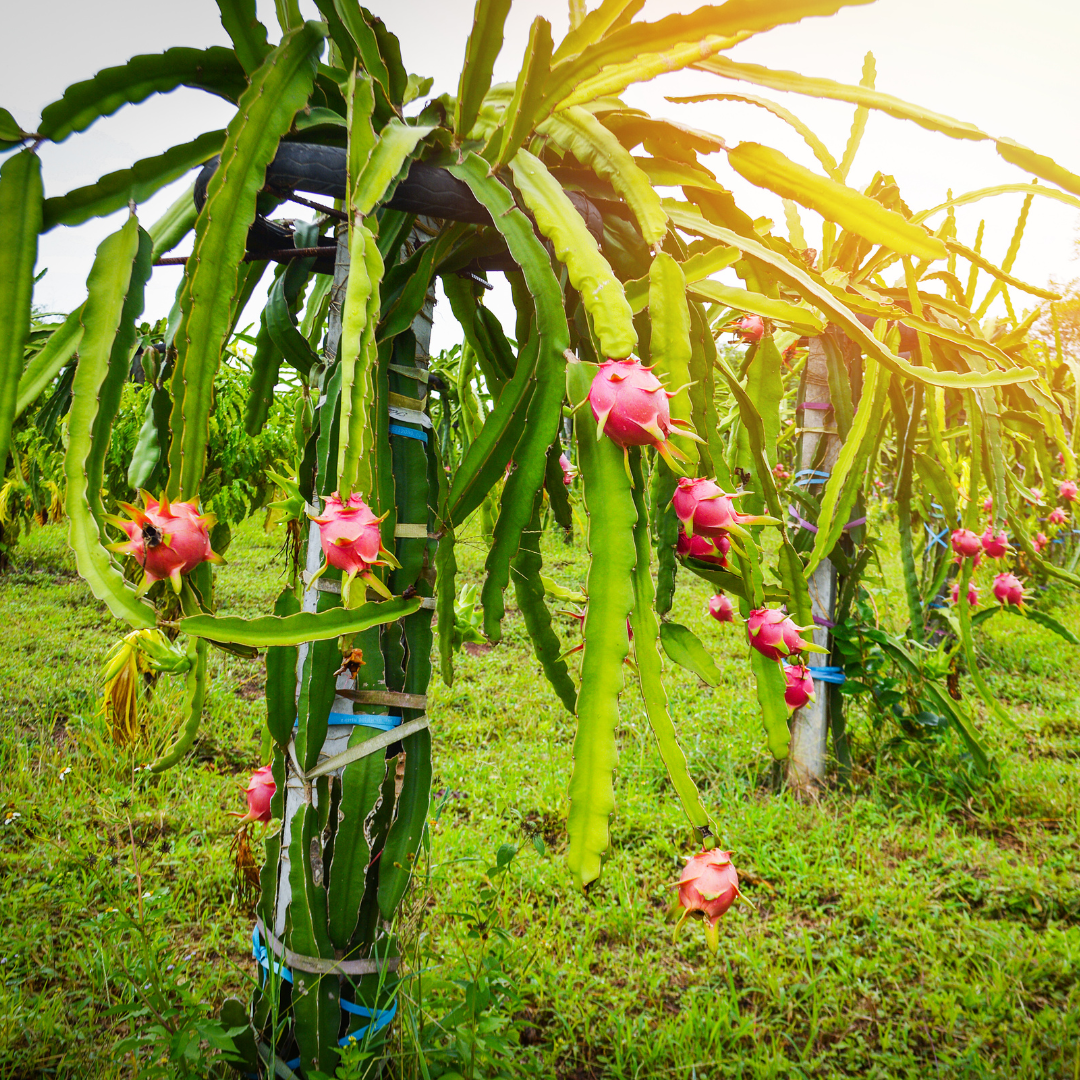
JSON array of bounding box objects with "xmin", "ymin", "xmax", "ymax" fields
[{"xmin": 788, "ymin": 335, "xmax": 841, "ymax": 794}]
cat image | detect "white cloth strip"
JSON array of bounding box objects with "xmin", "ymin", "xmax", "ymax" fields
[{"xmin": 388, "ymin": 405, "xmax": 432, "ymax": 429}]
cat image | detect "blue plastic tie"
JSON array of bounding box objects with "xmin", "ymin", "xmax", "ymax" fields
[
  {"xmin": 794, "ymin": 468, "xmax": 830, "ymax": 486},
  {"xmin": 389, "ymin": 423, "xmax": 428, "ymax": 444},
  {"xmin": 340, "ymin": 997, "xmax": 398, "ymax": 1044},
  {"xmin": 924, "ymin": 522, "xmax": 949, "ymax": 549},
  {"xmin": 251, "ymin": 926, "xmax": 398, "ymax": 1057},
  {"xmin": 294, "ymin": 712, "xmax": 404, "ymax": 732},
  {"xmin": 252, "ymin": 924, "xmax": 292, "ymax": 985},
  {"xmin": 807, "ymin": 665, "xmax": 846, "ymax": 684}
]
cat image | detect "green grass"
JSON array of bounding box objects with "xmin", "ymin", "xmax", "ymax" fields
[{"xmin": 1, "ymin": 517, "xmax": 1078, "ymax": 1079}]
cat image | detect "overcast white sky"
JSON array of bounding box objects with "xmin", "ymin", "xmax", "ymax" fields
[{"xmin": 5, "ymin": 0, "xmax": 1079, "ymax": 351}]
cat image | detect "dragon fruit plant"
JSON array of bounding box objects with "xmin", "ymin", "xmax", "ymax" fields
[{"xmin": 4, "ymin": 0, "xmax": 1078, "ymax": 1069}]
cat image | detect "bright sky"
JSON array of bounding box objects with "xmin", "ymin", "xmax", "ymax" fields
[{"xmin": 6, "ymin": 0, "xmax": 1079, "ymax": 351}]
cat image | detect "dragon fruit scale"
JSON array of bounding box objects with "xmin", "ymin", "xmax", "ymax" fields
[
  {"xmin": 107, "ymin": 491, "xmax": 222, "ymax": 594},
  {"xmin": 783, "ymin": 664, "xmax": 815, "ymax": 712},
  {"xmin": 588, "ymin": 358, "xmax": 697, "ymax": 468},
  {"xmin": 310, "ymin": 492, "xmax": 399, "ymax": 603},
  {"xmin": 674, "ymin": 849, "xmax": 742, "ymax": 954},
  {"xmin": 746, "ymin": 608, "xmax": 814, "ymax": 662}
]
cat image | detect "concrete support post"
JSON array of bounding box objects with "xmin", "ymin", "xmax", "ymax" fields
[{"xmin": 788, "ymin": 335, "xmax": 841, "ymax": 795}]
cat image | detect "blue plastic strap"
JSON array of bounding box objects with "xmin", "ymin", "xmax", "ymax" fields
[
  {"xmin": 339, "ymin": 997, "xmax": 398, "ymax": 1045},
  {"xmin": 807, "ymin": 665, "xmax": 846, "ymax": 684},
  {"xmin": 389, "ymin": 423, "xmax": 428, "ymax": 444},
  {"xmin": 924, "ymin": 522, "xmax": 949, "ymax": 549},
  {"xmin": 794, "ymin": 468, "xmax": 830, "ymax": 485},
  {"xmin": 252, "ymin": 925, "xmax": 293, "ymax": 985},
  {"xmin": 251, "ymin": 926, "xmax": 397, "ymax": 1055},
  {"xmin": 294, "ymin": 712, "xmax": 404, "ymax": 732},
  {"xmin": 328, "ymin": 712, "xmax": 403, "ymax": 731}
]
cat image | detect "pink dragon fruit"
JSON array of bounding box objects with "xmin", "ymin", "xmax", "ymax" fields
[
  {"xmin": 672, "ymin": 477, "xmax": 765, "ymax": 540},
  {"xmin": 231, "ymin": 765, "xmax": 275, "ymax": 825},
  {"xmin": 980, "ymin": 527, "xmax": 1009, "ymax": 559},
  {"xmin": 1059, "ymin": 480, "xmax": 1078, "ymax": 503},
  {"xmin": 783, "ymin": 664, "xmax": 815, "ymax": 712},
  {"xmin": 559, "ymin": 453, "xmax": 576, "ymax": 486},
  {"xmin": 982, "ymin": 496, "xmax": 993, "ymax": 513},
  {"xmin": 588, "ymin": 358, "xmax": 693, "ymax": 468},
  {"xmin": 107, "ymin": 491, "xmax": 222, "ymax": 594},
  {"xmin": 708, "ymin": 594, "xmax": 735, "ymax": 623},
  {"xmin": 732, "ymin": 315, "xmax": 765, "ymax": 342},
  {"xmin": 950, "ymin": 581, "xmax": 979, "ymax": 607},
  {"xmin": 674, "ymin": 848, "xmax": 742, "ymax": 953},
  {"xmin": 1034, "ymin": 532, "xmax": 1050, "ymax": 553},
  {"xmin": 992, "ymin": 572, "xmax": 1025, "ymax": 608},
  {"xmin": 1058, "ymin": 452, "xmax": 1066, "ymax": 466},
  {"xmin": 1049, "ymin": 507, "xmax": 1069, "ymax": 526},
  {"xmin": 951, "ymin": 529, "xmax": 982, "ymax": 558},
  {"xmin": 746, "ymin": 608, "xmax": 812, "ymax": 662},
  {"xmin": 677, "ymin": 528, "xmax": 730, "ymax": 567},
  {"xmin": 773, "ymin": 463, "xmax": 790, "ymax": 481},
  {"xmin": 310, "ymin": 492, "xmax": 398, "ymax": 603}
]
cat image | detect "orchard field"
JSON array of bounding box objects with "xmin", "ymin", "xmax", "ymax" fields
[
  {"xmin": 2, "ymin": 514, "xmax": 1078, "ymax": 1079},
  {"xmin": 6, "ymin": 0, "xmax": 1080, "ymax": 1076}
]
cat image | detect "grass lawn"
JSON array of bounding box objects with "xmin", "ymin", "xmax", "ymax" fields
[{"xmin": 1, "ymin": 514, "xmax": 1078, "ymax": 1079}]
